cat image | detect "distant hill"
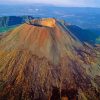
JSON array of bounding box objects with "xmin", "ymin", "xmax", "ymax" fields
[
  {"xmin": 67, "ymin": 25, "xmax": 100, "ymax": 44},
  {"xmin": 0, "ymin": 16, "xmax": 34, "ymax": 27},
  {"xmin": 88, "ymin": 28, "xmax": 100, "ymax": 44},
  {"xmin": 0, "ymin": 16, "xmax": 34, "ymax": 33}
]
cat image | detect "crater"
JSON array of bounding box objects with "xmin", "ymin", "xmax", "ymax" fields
[{"xmin": 27, "ymin": 18, "xmax": 56, "ymax": 27}]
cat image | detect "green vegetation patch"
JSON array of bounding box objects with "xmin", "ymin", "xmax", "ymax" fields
[
  {"xmin": 96, "ymin": 36, "xmax": 100, "ymax": 44},
  {"xmin": 0, "ymin": 26, "xmax": 17, "ymax": 34}
]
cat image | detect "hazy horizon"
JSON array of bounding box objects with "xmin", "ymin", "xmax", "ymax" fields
[{"xmin": 0, "ymin": 0, "xmax": 100, "ymax": 8}]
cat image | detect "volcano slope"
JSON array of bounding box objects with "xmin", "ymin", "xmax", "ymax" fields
[{"xmin": 0, "ymin": 18, "xmax": 100, "ymax": 100}]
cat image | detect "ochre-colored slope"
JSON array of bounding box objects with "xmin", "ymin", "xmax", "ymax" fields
[
  {"xmin": 0, "ymin": 18, "xmax": 100, "ymax": 100},
  {"xmin": 0, "ymin": 18, "xmax": 82, "ymax": 64}
]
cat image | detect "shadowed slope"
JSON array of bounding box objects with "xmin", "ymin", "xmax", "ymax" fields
[{"xmin": 0, "ymin": 18, "xmax": 100, "ymax": 100}]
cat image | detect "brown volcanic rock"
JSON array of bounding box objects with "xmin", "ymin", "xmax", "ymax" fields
[{"xmin": 0, "ymin": 18, "xmax": 100, "ymax": 100}]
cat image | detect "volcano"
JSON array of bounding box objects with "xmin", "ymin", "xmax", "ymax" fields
[{"xmin": 0, "ymin": 18, "xmax": 100, "ymax": 100}]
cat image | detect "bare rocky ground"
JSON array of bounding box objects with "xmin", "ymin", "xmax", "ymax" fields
[{"xmin": 0, "ymin": 18, "xmax": 100, "ymax": 100}]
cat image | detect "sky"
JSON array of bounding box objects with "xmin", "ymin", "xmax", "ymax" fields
[{"xmin": 0, "ymin": 0, "xmax": 100, "ymax": 7}]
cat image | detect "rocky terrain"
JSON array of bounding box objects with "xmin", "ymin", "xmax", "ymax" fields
[{"xmin": 0, "ymin": 18, "xmax": 100, "ymax": 100}]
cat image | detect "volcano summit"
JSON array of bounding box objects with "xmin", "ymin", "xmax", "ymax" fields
[{"xmin": 0, "ymin": 18, "xmax": 100, "ymax": 100}]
